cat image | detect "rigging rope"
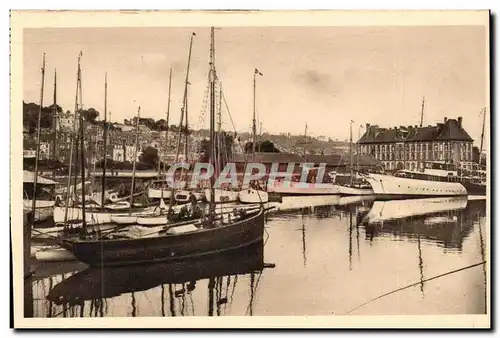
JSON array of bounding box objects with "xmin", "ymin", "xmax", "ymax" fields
[{"xmin": 344, "ymin": 260, "xmax": 487, "ymax": 315}]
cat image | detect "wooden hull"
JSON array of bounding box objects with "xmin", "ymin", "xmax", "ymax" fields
[
  {"xmin": 47, "ymin": 241, "xmax": 265, "ymax": 305},
  {"xmin": 110, "ymin": 215, "xmax": 138, "ymax": 225},
  {"xmin": 364, "ymin": 173, "xmax": 467, "ymax": 197},
  {"xmin": 238, "ymin": 189, "xmax": 269, "ymax": 203},
  {"xmin": 61, "ymin": 208, "xmax": 265, "ymax": 267}
]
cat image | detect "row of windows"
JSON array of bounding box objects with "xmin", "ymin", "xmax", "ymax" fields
[
  {"xmin": 372, "ymin": 151, "xmax": 472, "ymax": 161},
  {"xmin": 360, "ymin": 142, "xmax": 472, "ymax": 154}
]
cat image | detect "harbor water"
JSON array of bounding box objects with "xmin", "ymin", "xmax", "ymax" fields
[{"xmin": 27, "ymin": 196, "xmax": 487, "ymax": 317}]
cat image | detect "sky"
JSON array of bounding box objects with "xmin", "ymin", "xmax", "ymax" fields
[{"xmin": 23, "ymin": 26, "xmax": 488, "ymax": 148}]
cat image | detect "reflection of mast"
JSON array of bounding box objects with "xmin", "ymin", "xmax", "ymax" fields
[
  {"xmin": 478, "ymin": 212, "xmax": 487, "ymax": 314},
  {"xmin": 208, "ymin": 277, "xmax": 215, "ymax": 316},
  {"xmin": 168, "ymin": 284, "xmax": 176, "ymax": 316},
  {"xmin": 348, "ymin": 211, "xmax": 353, "ymax": 270},
  {"xmin": 248, "ymin": 273, "xmax": 255, "ymax": 316},
  {"xmin": 161, "ymin": 284, "xmax": 166, "ymax": 316},
  {"xmin": 301, "ymin": 213, "xmax": 307, "ymax": 267},
  {"xmin": 417, "ymin": 235, "xmax": 425, "ymax": 296}
]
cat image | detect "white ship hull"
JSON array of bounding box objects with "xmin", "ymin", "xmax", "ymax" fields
[
  {"xmin": 364, "ymin": 196, "xmax": 468, "ymax": 224},
  {"xmin": 238, "ymin": 189, "xmax": 269, "ymax": 203},
  {"xmin": 204, "ymin": 189, "xmax": 239, "ymax": 203},
  {"xmin": 364, "ymin": 173, "xmax": 467, "ymax": 197},
  {"xmin": 267, "ymin": 182, "xmax": 340, "ymax": 196}
]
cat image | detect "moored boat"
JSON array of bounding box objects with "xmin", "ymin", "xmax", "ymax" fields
[
  {"xmin": 62, "ymin": 207, "xmax": 265, "ymax": 267},
  {"xmin": 53, "ymin": 205, "xmax": 158, "ymax": 225},
  {"xmin": 361, "ymin": 172, "xmax": 467, "ymax": 197},
  {"xmin": 204, "ymin": 188, "xmax": 239, "ymax": 203},
  {"xmin": 238, "ymin": 188, "xmax": 269, "ymax": 203}
]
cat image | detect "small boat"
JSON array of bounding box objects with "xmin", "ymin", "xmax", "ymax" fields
[
  {"xmin": 238, "ymin": 188, "xmax": 269, "ymax": 203},
  {"xmin": 174, "ymin": 190, "xmax": 205, "ymax": 204},
  {"xmin": 204, "ymin": 188, "xmax": 239, "ymax": 203},
  {"xmin": 35, "ymin": 247, "xmax": 76, "ymax": 262},
  {"xmin": 147, "ymin": 186, "xmax": 172, "ymax": 200},
  {"xmin": 23, "ymin": 200, "xmax": 55, "ymax": 222},
  {"xmin": 110, "ymin": 215, "xmax": 138, "ymax": 225},
  {"xmin": 53, "ymin": 205, "xmax": 158, "ymax": 225}
]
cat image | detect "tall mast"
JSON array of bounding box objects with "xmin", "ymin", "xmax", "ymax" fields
[
  {"xmin": 209, "ymin": 26, "xmax": 216, "ymax": 216},
  {"xmin": 30, "ymin": 53, "xmax": 46, "ymax": 227},
  {"xmin": 51, "ymin": 69, "xmax": 58, "ymax": 166},
  {"xmin": 130, "ymin": 106, "xmax": 141, "ymax": 212},
  {"xmin": 63, "ymin": 51, "xmax": 83, "ymax": 223},
  {"xmin": 252, "ymin": 68, "xmax": 263, "ymax": 155},
  {"xmin": 420, "ymin": 96, "xmax": 425, "ymax": 128},
  {"xmin": 175, "ymin": 32, "xmax": 196, "ymax": 164},
  {"xmin": 161, "ymin": 67, "xmax": 172, "ymax": 201},
  {"xmin": 78, "ymin": 68, "xmax": 86, "ymax": 230},
  {"xmin": 479, "ymin": 107, "xmax": 486, "ymax": 160},
  {"xmin": 349, "ymin": 120, "xmax": 354, "ymax": 183},
  {"xmin": 101, "ymin": 72, "xmax": 108, "ymax": 208}
]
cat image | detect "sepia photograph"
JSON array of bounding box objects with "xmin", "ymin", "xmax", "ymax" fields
[{"xmin": 10, "ymin": 10, "xmax": 490, "ymax": 328}]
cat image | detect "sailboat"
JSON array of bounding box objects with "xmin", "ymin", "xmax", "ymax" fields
[
  {"xmin": 52, "ymin": 68, "xmax": 157, "ymax": 225},
  {"xmin": 239, "ymin": 68, "xmax": 269, "ymax": 204},
  {"xmin": 61, "ymin": 27, "xmax": 267, "ymax": 268}
]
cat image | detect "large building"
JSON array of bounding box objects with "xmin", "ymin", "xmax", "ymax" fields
[{"xmin": 357, "ymin": 116, "xmax": 474, "ymax": 171}]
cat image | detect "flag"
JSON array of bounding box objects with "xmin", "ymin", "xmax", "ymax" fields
[{"xmin": 255, "ymin": 68, "xmax": 263, "ymax": 76}]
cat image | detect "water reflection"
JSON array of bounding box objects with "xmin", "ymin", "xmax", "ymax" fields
[
  {"xmin": 41, "ymin": 241, "xmax": 267, "ymax": 317},
  {"xmin": 30, "ymin": 195, "xmax": 487, "ymax": 317}
]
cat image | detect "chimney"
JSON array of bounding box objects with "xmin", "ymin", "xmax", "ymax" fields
[
  {"xmin": 366, "ymin": 123, "xmax": 370, "ymax": 130},
  {"xmin": 444, "ymin": 117, "xmax": 448, "ymax": 124},
  {"xmin": 458, "ymin": 116, "xmax": 463, "ymax": 127}
]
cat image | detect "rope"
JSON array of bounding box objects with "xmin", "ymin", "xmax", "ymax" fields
[{"xmin": 344, "ymin": 261, "xmax": 486, "ymax": 315}]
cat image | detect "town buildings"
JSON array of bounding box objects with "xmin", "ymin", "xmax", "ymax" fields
[{"xmin": 357, "ymin": 116, "xmax": 475, "ymax": 171}]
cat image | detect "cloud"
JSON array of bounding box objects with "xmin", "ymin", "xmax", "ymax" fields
[{"xmin": 293, "ymin": 69, "xmax": 338, "ymax": 97}]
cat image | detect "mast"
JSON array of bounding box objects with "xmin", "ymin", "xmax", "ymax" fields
[
  {"xmin": 208, "ymin": 26, "xmax": 216, "ymax": 216},
  {"xmin": 130, "ymin": 106, "xmax": 141, "ymax": 212},
  {"xmin": 349, "ymin": 120, "xmax": 354, "ymax": 183},
  {"xmin": 63, "ymin": 51, "xmax": 83, "ymax": 223},
  {"xmin": 51, "ymin": 69, "xmax": 58, "ymax": 169},
  {"xmin": 101, "ymin": 72, "xmax": 108, "ymax": 208},
  {"xmin": 479, "ymin": 107, "xmax": 486, "ymax": 161},
  {"xmin": 79, "ymin": 73, "xmax": 87, "ymax": 229},
  {"xmin": 175, "ymin": 32, "xmax": 196, "ymax": 164},
  {"xmin": 30, "ymin": 53, "xmax": 46, "ymax": 226},
  {"xmin": 419, "ymin": 96, "xmax": 425, "ymax": 128},
  {"xmin": 161, "ymin": 67, "xmax": 172, "ymax": 201},
  {"xmin": 252, "ymin": 68, "xmax": 263, "ymax": 155}
]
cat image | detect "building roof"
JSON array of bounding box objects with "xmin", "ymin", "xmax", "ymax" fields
[
  {"xmin": 233, "ymin": 152, "xmax": 305, "ymax": 163},
  {"xmin": 359, "ymin": 117, "xmax": 473, "ymax": 144}
]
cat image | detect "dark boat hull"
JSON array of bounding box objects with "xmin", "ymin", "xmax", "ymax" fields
[
  {"xmin": 47, "ymin": 241, "xmax": 265, "ymax": 305},
  {"xmin": 61, "ymin": 208, "xmax": 265, "ymax": 267}
]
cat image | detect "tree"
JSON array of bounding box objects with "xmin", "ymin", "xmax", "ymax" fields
[
  {"xmin": 154, "ymin": 119, "xmax": 169, "ymax": 131},
  {"xmin": 139, "ymin": 146, "xmax": 159, "ymax": 167},
  {"xmin": 244, "ymin": 140, "xmax": 280, "ymax": 153},
  {"xmin": 81, "ymin": 108, "xmax": 99, "ymax": 123}
]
